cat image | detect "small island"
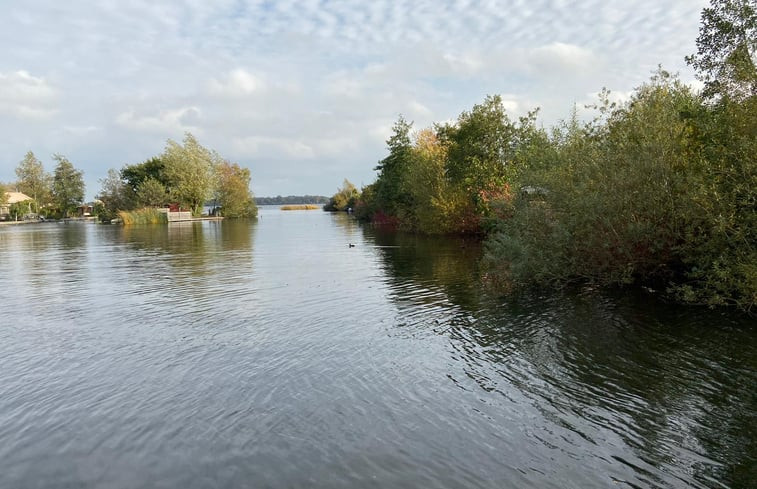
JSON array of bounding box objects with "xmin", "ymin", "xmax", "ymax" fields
[{"xmin": 3, "ymin": 134, "xmax": 258, "ymax": 225}]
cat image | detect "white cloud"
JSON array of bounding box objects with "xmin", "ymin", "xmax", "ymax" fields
[
  {"xmin": 115, "ymin": 107, "xmax": 202, "ymax": 135},
  {"xmin": 502, "ymin": 99, "xmax": 520, "ymax": 114},
  {"xmin": 323, "ymin": 73, "xmax": 365, "ymax": 99},
  {"xmin": 0, "ymin": 0, "xmax": 711, "ymax": 197},
  {"xmin": 209, "ymin": 69, "xmax": 265, "ymax": 97},
  {"xmin": 233, "ymin": 136, "xmax": 315, "ymax": 160},
  {"xmin": 441, "ymin": 52, "xmax": 483, "ymax": 76},
  {"xmin": 407, "ymin": 101, "xmax": 433, "ymax": 119},
  {"xmin": 370, "ymin": 124, "xmax": 393, "ymax": 144},
  {"xmin": 529, "ymin": 43, "xmax": 598, "ymax": 75},
  {"xmin": 63, "ymin": 125, "xmax": 100, "ymax": 136},
  {"xmin": 0, "ymin": 71, "xmax": 57, "ymax": 120}
]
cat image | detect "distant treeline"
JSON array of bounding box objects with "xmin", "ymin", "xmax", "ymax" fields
[
  {"xmin": 256, "ymin": 195, "xmax": 328, "ymax": 205},
  {"xmin": 326, "ymin": 0, "xmax": 756, "ymax": 312}
]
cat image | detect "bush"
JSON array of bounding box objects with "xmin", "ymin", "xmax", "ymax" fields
[{"xmin": 484, "ymin": 71, "xmax": 756, "ymax": 311}]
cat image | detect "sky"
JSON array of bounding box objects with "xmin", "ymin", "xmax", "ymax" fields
[{"xmin": 0, "ymin": 0, "xmax": 709, "ymax": 199}]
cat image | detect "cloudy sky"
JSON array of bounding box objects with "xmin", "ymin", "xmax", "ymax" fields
[{"xmin": 0, "ymin": 0, "xmax": 708, "ymax": 199}]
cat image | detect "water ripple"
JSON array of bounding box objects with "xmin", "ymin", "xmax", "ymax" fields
[{"xmin": 0, "ymin": 217, "xmax": 754, "ymax": 488}]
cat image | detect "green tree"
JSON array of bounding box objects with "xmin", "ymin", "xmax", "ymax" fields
[
  {"xmin": 444, "ymin": 95, "xmax": 516, "ymax": 193},
  {"xmin": 686, "ymin": 0, "xmax": 757, "ymax": 101},
  {"xmin": 121, "ymin": 157, "xmax": 168, "ymax": 193},
  {"xmin": 162, "ymin": 133, "xmax": 217, "ymax": 215},
  {"xmin": 97, "ymin": 168, "xmax": 132, "ymax": 221},
  {"xmin": 374, "ymin": 116, "xmax": 413, "ymax": 216},
  {"xmin": 325, "ymin": 178, "xmax": 359, "ymax": 212},
  {"xmin": 676, "ymin": 88, "xmax": 756, "ymax": 309},
  {"xmin": 403, "ymin": 128, "xmax": 480, "ymax": 234},
  {"xmin": 136, "ymin": 178, "xmax": 168, "ymax": 208},
  {"xmin": 15, "ymin": 151, "xmax": 51, "ymax": 212},
  {"xmin": 484, "ymin": 70, "xmax": 755, "ymax": 311},
  {"xmin": 51, "ymin": 154, "xmax": 85, "ymax": 218},
  {"xmin": 214, "ymin": 161, "xmax": 257, "ymax": 218}
]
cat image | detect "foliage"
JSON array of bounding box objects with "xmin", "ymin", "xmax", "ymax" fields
[
  {"xmin": 484, "ymin": 70, "xmax": 755, "ymax": 311},
  {"xmin": 332, "ymin": 34, "xmax": 754, "ymax": 311},
  {"xmin": 98, "ymin": 133, "xmax": 257, "ymax": 220},
  {"xmin": 51, "ymin": 154, "xmax": 85, "ymax": 218},
  {"xmin": 686, "ymin": 0, "xmax": 757, "ymax": 101},
  {"xmin": 121, "ymin": 157, "xmax": 168, "ymax": 193},
  {"xmin": 136, "ymin": 178, "xmax": 168, "ymax": 208},
  {"xmin": 398, "ymin": 128, "xmax": 479, "ymax": 233},
  {"xmin": 7, "ymin": 201, "xmax": 34, "ymax": 220},
  {"xmin": 359, "ymin": 98, "xmax": 533, "ymax": 234},
  {"xmin": 671, "ymin": 94, "xmax": 756, "ymax": 309},
  {"xmin": 335, "ymin": 0, "xmax": 756, "ymax": 311},
  {"xmin": 353, "ymin": 182, "xmax": 378, "ymax": 221},
  {"xmin": 118, "ymin": 208, "xmax": 168, "ymax": 226},
  {"xmin": 256, "ymin": 195, "xmax": 329, "ymax": 205},
  {"xmin": 324, "ymin": 179, "xmax": 360, "ymax": 211},
  {"xmin": 15, "ymin": 151, "xmax": 51, "ymax": 212},
  {"xmin": 213, "ymin": 161, "xmax": 257, "ymax": 218},
  {"xmin": 443, "ymin": 95, "xmax": 516, "ymax": 193},
  {"xmin": 401, "ymin": 128, "xmax": 449, "ymax": 232},
  {"xmin": 373, "ymin": 116, "xmax": 414, "ymax": 216},
  {"xmin": 161, "ymin": 133, "xmax": 218, "ymax": 216},
  {"xmin": 97, "ymin": 169, "xmax": 133, "ymax": 222}
]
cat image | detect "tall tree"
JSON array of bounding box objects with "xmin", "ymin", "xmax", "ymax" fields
[
  {"xmin": 444, "ymin": 95, "xmax": 516, "ymax": 191},
  {"xmin": 213, "ymin": 161, "xmax": 257, "ymax": 217},
  {"xmin": 51, "ymin": 154, "xmax": 85, "ymax": 218},
  {"xmin": 686, "ymin": 0, "xmax": 757, "ymax": 100},
  {"xmin": 374, "ymin": 115, "xmax": 413, "ymax": 216},
  {"xmin": 97, "ymin": 168, "xmax": 132, "ymax": 219},
  {"xmin": 15, "ymin": 151, "xmax": 51, "ymax": 212},
  {"xmin": 162, "ymin": 133, "xmax": 217, "ymax": 215}
]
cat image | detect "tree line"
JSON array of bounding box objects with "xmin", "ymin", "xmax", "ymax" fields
[
  {"xmin": 5, "ymin": 152, "xmax": 85, "ymax": 219},
  {"xmin": 256, "ymin": 195, "xmax": 329, "ymax": 205},
  {"xmin": 7, "ymin": 133, "xmax": 257, "ymax": 222},
  {"xmin": 327, "ymin": 0, "xmax": 755, "ymax": 311}
]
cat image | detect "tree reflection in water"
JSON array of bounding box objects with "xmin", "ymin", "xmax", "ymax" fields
[{"xmin": 363, "ymin": 223, "xmax": 756, "ymax": 488}]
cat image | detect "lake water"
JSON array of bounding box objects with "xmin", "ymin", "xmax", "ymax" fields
[{"xmin": 1, "ymin": 207, "xmax": 754, "ymax": 488}]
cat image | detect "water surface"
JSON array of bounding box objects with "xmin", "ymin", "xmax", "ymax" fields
[{"xmin": 0, "ymin": 208, "xmax": 754, "ymax": 488}]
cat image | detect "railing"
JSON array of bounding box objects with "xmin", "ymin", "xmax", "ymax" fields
[{"xmin": 156, "ymin": 208, "xmax": 193, "ymax": 222}]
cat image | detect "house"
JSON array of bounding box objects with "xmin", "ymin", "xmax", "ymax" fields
[
  {"xmin": 1, "ymin": 192, "xmax": 33, "ymax": 219},
  {"xmin": 78, "ymin": 203, "xmax": 95, "ymax": 217}
]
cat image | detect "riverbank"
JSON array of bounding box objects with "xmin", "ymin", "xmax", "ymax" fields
[
  {"xmin": 0, "ymin": 220, "xmax": 45, "ymax": 226},
  {"xmin": 0, "ymin": 217, "xmax": 98, "ymax": 226}
]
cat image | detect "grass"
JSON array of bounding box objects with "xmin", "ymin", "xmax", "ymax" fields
[
  {"xmin": 280, "ymin": 204, "xmax": 320, "ymax": 211},
  {"xmin": 118, "ymin": 208, "xmax": 168, "ymax": 225}
]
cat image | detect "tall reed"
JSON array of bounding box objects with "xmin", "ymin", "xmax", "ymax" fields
[
  {"xmin": 280, "ymin": 204, "xmax": 320, "ymax": 210},
  {"xmin": 118, "ymin": 208, "xmax": 168, "ymax": 225}
]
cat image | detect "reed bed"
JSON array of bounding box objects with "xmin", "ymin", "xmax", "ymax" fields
[
  {"xmin": 280, "ymin": 204, "xmax": 320, "ymax": 211},
  {"xmin": 118, "ymin": 208, "xmax": 168, "ymax": 225}
]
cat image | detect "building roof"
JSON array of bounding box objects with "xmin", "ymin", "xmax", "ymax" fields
[{"xmin": 4, "ymin": 192, "xmax": 33, "ymax": 204}]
